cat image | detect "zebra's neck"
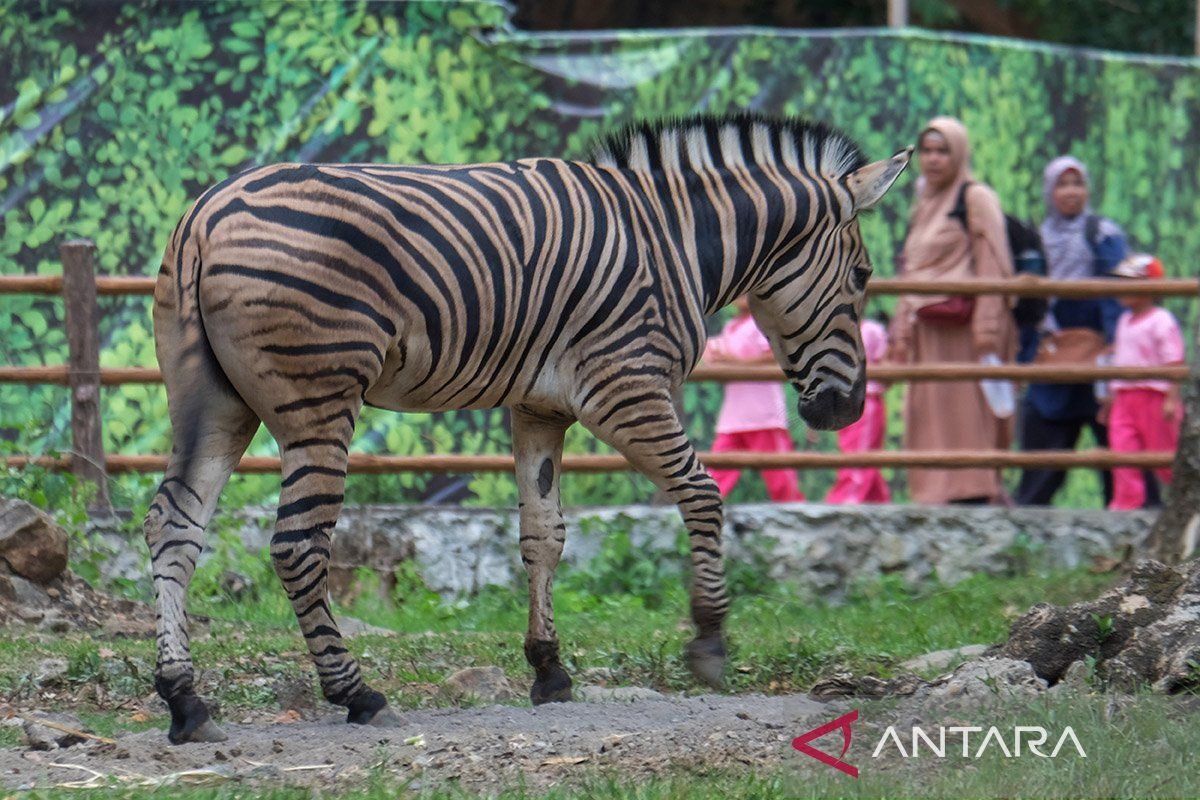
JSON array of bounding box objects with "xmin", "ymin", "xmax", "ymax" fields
[{"xmin": 631, "ymin": 165, "xmax": 804, "ymax": 317}]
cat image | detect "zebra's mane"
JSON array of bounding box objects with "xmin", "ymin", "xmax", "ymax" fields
[{"xmin": 589, "ymin": 114, "xmax": 867, "ymax": 178}]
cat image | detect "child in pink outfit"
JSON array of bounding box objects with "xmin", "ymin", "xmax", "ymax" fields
[
  {"xmin": 825, "ymin": 317, "xmax": 891, "ymax": 504},
  {"xmin": 704, "ymin": 297, "xmax": 805, "ymax": 502},
  {"xmin": 1104, "ymin": 254, "xmax": 1184, "ymax": 511}
]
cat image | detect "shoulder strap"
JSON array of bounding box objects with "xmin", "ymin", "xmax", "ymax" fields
[
  {"xmin": 1084, "ymin": 214, "xmax": 1101, "ymax": 252},
  {"xmin": 948, "ymin": 181, "xmax": 973, "ymax": 229}
]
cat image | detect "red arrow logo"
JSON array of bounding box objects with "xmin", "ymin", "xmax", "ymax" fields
[{"xmin": 792, "ymin": 709, "xmax": 859, "ymax": 778}]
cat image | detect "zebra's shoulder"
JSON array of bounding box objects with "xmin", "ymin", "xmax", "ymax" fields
[{"xmin": 588, "ymin": 113, "xmax": 866, "ymax": 178}]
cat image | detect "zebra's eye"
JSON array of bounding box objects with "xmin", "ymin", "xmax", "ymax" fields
[{"xmin": 851, "ymin": 265, "xmax": 871, "ymax": 291}]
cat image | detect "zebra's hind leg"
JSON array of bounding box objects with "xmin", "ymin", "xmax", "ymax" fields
[
  {"xmin": 146, "ymin": 391, "xmax": 259, "ymax": 744},
  {"xmin": 270, "ymin": 427, "xmax": 399, "ymax": 728},
  {"xmin": 512, "ymin": 409, "xmax": 573, "ymax": 704},
  {"xmin": 579, "ymin": 391, "xmax": 729, "ymax": 688}
]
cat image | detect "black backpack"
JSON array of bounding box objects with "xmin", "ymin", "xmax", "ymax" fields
[{"xmin": 948, "ymin": 181, "xmax": 1072, "ymax": 327}]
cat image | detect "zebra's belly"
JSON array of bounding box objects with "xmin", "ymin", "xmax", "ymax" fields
[{"xmin": 362, "ymin": 342, "xmax": 571, "ymax": 415}]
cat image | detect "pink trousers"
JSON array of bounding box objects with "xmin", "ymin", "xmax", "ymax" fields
[
  {"xmin": 1108, "ymin": 388, "xmax": 1179, "ymax": 511},
  {"xmin": 825, "ymin": 394, "xmax": 891, "ymax": 504},
  {"xmin": 709, "ymin": 428, "xmax": 805, "ymax": 502}
]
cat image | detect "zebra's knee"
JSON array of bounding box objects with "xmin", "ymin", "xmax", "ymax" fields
[
  {"xmin": 680, "ymin": 474, "xmax": 724, "ymax": 535},
  {"xmin": 269, "ymin": 528, "xmax": 330, "ymax": 584},
  {"xmin": 520, "ymin": 531, "xmax": 565, "ymax": 569},
  {"xmin": 695, "ymin": 471, "xmax": 722, "ymax": 505},
  {"xmin": 143, "ymin": 499, "xmax": 170, "ymax": 549}
]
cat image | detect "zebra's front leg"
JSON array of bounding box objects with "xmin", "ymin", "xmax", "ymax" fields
[
  {"xmin": 271, "ymin": 441, "xmax": 399, "ymax": 728},
  {"xmin": 512, "ymin": 409, "xmax": 573, "ymax": 704},
  {"xmin": 579, "ymin": 391, "xmax": 729, "ymax": 687}
]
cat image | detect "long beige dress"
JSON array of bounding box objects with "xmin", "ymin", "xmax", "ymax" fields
[{"xmin": 892, "ymin": 118, "xmax": 1016, "ymax": 504}]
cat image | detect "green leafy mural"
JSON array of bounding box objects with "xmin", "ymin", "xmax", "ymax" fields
[{"xmin": 2, "ymin": 0, "xmax": 1197, "ymax": 508}]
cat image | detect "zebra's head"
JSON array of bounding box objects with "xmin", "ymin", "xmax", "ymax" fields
[{"xmin": 749, "ymin": 144, "xmax": 912, "ymax": 431}]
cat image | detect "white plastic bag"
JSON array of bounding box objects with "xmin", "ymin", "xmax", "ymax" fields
[{"xmin": 979, "ymin": 353, "xmax": 1016, "ymax": 418}]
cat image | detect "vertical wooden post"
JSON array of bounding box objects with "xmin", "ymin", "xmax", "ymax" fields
[
  {"xmin": 60, "ymin": 239, "xmax": 110, "ymax": 512},
  {"xmin": 888, "ymin": 0, "xmax": 908, "ymax": 28}
]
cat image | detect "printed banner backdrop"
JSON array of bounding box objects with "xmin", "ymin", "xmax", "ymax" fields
[{"xmin": 2, "ymin": 0, "xmax": 1198, "ymax": 508}]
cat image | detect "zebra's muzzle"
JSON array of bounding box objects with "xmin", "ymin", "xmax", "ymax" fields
[{"xmin": 798, "ymin": 375, "xmax": 865, "ymax": 431}]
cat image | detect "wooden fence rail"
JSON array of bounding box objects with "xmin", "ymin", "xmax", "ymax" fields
[
  {"xmin": 3, "ymin": 274, "xmax": 1198, "ymax": 298},
  {"xmin": 0, "ymin": 363, "xmax": 1192, "ymax": 385},
  {"xmin": 1, "ymin": 240, "xmax": 1195, "ymax": 497},
  {"xmin": 2, "ymin": 449, "xmax": 1175, "ymax": 474}
]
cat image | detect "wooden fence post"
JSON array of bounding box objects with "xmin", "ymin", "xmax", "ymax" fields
[{"xmin": 60, "ymin": 239, "xmax": 111, "ymax": 512}]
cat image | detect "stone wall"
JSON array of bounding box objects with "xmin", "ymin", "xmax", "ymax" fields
[{"xmin": 96, "ymin": 504, "xmax": 1154, "ymax": 602}]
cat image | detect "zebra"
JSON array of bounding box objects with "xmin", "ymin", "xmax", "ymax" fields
[{"xmin": 144, "ymin": 113, "xmax": 910, "ymax": 743}]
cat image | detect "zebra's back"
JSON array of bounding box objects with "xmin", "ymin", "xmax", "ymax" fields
[{"xmin": 181, "ymin": 160, "xmax": 685, "ymax": 416}]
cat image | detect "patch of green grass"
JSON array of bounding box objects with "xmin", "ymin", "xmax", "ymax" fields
[
  {"xmin": 0, "ymin": 726, "xmax": 23, "ymax": 748},
  {"xmin": 1, "ymin": 565, "xmax": 1117, "ymax": 726}
]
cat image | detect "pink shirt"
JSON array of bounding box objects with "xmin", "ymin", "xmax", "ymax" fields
[
  {"xmin": 706, "ymin": 315, "xmax": 788, "ymax": 434},
  {"xmin": 1111, "ymin": 307, "xmax": 1184, "ymax": 394},
  {"xmin": 862, "ymin": 318, "xmax": 888, "ymax": 396}
]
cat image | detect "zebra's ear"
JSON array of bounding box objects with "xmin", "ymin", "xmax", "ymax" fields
[{"xmin": 845, "ymin": 146, "xmax": 913, "ymax": 212}]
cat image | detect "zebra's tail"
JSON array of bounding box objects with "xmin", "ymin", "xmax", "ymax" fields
[{"xmin": 153, "ymin": 198, "xmax": 246, "ymax": 472}]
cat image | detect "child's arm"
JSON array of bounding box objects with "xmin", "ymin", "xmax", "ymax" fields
[
  {"xmin": 1164, "ymin": 386, "xmax": 1182, "ymax": 421},
  {"xmin": 1157, "ymin": 312, "xmax": 1186, "ymax": 420},
  {"xmin": 704, "ymin": 327, "xmax": 733, "ymax": 362},
  {"xmin": 703, "ymin": 338, "xmax": 727, "ymax": 362},
  {"xmin": 723, "ymin": 321, "xmax": 776, "ymax": 364}
]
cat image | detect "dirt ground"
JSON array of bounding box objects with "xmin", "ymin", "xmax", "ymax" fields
[{"xmin": 1, "ymin": 692, "xmax": 837, "ymax": 792}]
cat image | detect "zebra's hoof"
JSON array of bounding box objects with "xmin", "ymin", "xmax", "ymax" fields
[
  {"xmin": 167, "ymin": 695, "xmax": 227, "ymax": 745},
  {"xmin": 686, "ymin": 635, "xmax": 727, "ymax": 688},
  {"xmin": 365, "ymin": 706, "xmax": 403, "ymax": 727},
  {"xmin": 346, "ymin": 688, "xmax": 394, "ymax": 726},
  {"xmin": 184, "ymin": 719, "xmax": 229, "ymax": 743},
  {"xmin": 530, "ymin": 665, "xmax": 573, "ymax": 705}
]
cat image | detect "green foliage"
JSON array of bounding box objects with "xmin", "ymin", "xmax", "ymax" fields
[
  {"xmin": 557, "ymin": 519, "xmax": 687, "ymax": 611},
  {"xmin": 2, "ymin": 2, "xmax": 1196, "ymax": 509}
]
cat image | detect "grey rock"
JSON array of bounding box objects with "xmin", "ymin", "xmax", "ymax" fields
[
  {"xmin": 926, "ymin": 658, "xmax": 1047, "ymax": 706},
  {"xmin": 34, "ymin": 657, "xmax": 69, "ymax": 686},
  {"xmin": 39, "ymin": 611, "xmax": 70, "ymax": 633},
  {"xmin": 1000, "ymin": 559, "xmax": 1200, "ymax": 692},
  {"xmin": 579, "ymin": 667, "xmax": 615, "ymax": 685},
  {"xmin": 900, "ymin": 644, "xmax": 991, "ymax": 674},
  {"xmin": 575, "ymin": 686, "xmax": 667, "ymax": 703},
  {"xmin": 1050, "ymin": 659, "xmax": 1095, "ymax": 693},
  {"xmin": 440, "ymin": 667, "xmax": 517, "ymax": 704},
  {"xmin": 0, "ymin": 500, "xmax": 68, "ymax": 584},
  {"xmin": 0, "ymin": 571, "xmax": 50, "ymax": 607}
]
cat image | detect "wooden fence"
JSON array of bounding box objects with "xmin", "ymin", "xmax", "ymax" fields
[{"xmin": 2, "ymin": 240, "xmax": 1197, "ymax": 505}]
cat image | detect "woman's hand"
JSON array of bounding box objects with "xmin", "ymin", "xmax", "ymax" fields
[
  {"xmin": 973, "ymin": 333, "xmax": 999, "ymax": 358},
  {"xmin": 1164, "ymin": 391, "xmax": 1181, "ymax": 422}
]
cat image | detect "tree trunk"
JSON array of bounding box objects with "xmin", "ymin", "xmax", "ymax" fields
[{"xmin": 1145, "ymin": 314, "xmax": 1200, "ymax": 563}]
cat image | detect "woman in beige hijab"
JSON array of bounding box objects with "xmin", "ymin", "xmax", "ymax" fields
[{"xmin": 892, "ymin": 117, "xmax": 1016, "ymax": 504}]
